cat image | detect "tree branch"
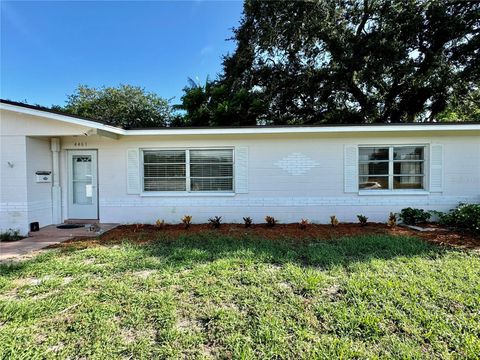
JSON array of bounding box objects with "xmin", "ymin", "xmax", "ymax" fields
[{"xmin": 356, "ymin": 0, "xmax": 370, "ymax": 36}]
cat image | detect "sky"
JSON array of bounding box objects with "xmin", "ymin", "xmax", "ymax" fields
[{"xmin": 0, "ymin": 1, "xmax": 244, "ymax": 107}]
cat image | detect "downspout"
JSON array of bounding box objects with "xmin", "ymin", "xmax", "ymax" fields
[{"xmin": 51, "ymin": 138, "xmax": 62, "ymax": 224}]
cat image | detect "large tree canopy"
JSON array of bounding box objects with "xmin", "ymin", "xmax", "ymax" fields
[
  {"xmin": 57, "ymin": 84, "xmax": 173, "ymax": 129},
  {"xmin": 180, "ymin": 0, "xmax": 480, "ymax": 125}
]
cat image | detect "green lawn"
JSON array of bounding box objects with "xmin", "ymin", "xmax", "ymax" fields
[{"xmin": 1, "ymin": 233, "xmax": 479, "ymax": 359}]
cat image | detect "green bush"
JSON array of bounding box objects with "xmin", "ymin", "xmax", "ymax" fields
[
  {"xmin": 399, "ymin": 208, "xmax": 431, "ymax": 225},
  {"xmin": 436, "ymin": 203, "xmax": 480, "ymax": 235},
  {"xmin": 0, "ymin": 228, "xmax": 22, "ymax": 242}
]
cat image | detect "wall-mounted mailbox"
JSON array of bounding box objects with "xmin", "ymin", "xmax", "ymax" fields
[{"xmin": 35, "ymin": 171, "xmax": 52, "ymax": 183}]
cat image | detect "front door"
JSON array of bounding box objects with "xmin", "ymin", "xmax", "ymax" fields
[{"xmin": 67, "ymin": 150, "xmax": 98, "ymax": 219}]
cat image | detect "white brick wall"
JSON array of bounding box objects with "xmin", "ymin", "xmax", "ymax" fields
[
  {"xmin": 97, "ymin": 195, "xmax": 477, "ymax": 224},
  {"xmin": 60, "ymin": 133, "xmax": 477, "ymax": 225}
]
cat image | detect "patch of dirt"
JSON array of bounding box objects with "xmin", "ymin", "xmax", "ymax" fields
[
  {"xmin": 176, "ymin": 317, "xmax": 203, "ymax": 332},
  {"xmin": 50, "ymin": 223, "xmax": 480, "ymax": 252},
  {"xmin": 120, "ymin": 327, "xmax": 156, "ymax": 345},
  {"xmin": 47, "ymin": 343, "xmax": 65, "ymax": 354},
  {"xmin": 201, "ymin": 343, "xmax": 216, "ymax": 358},
  {"xmin": 13, "ymin": 277, "xmax": 42, "ymax": 287},
  {"xmin": 0, "ymin": 289, "xmax": 19, "ymax": 301},
  {"xmin": 131, "ymin": 270, "xmax": 156, "ymax": 279},
  {"xmin": 83, "ymin": 258, "xmax": 96, "ymax": 265},
  {"xmin": 323, "ymin": 284, "xmax": 342, "ymax": 300}
]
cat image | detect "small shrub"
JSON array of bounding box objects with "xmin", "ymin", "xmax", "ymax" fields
[
  {"xmin": 299, "ymin": 218, "xmax": 310, "ymax": 230},
  {"xmin": 243, "ymin": 217, "xmax": 253, "ymax": 228},
  {"xmin": 265, "ymin": 216, "xmax": 277, "ymax": 227},
  {"xmin": 435, "ymin": 203, "xmax": 480, "ymax": 235},
  {"xmin": 330, "ymin": 215, "xmax": 339, "ymax": 227},
  {"xmin": 387, "ymin": 212, "xmax": 397, "ymax": 228},
  {"xmin": 0, "ymin": 228, "xmax": 22, "ymax": 242},
  {"xmin": 181, "ymin": 215, "xmax": 192, "ymax": 229},
  {"xmin": 208, "ymin": 216, "xmax": 222, "ymax": 229},
  {"xmin": 155, "ymin": 219, "xmax": 165, "ymax": 229},
  {"xmin": 357, "ymin": 214, "xmax": 368, "ymax": 226},
  {"xmin": 399, "ymin": 207, "xmax": 431, "ymax": 225}
]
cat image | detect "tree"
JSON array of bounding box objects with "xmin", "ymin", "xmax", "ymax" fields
[
  {"xmin": 202, "ymin": 0, "xmax": 480, "ymax": 125},
  {"xmin": 437, "ymin": 88, "xmax": 480, "ymax": 122},
  {"xmin": 176, "ymin": 77, "xmax": 264, "ymax": 127},
  {"xmin": 59, "ymin": 84, "xmax": 173, "ymax": 128}
]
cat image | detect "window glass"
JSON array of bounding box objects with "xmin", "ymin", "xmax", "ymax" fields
[
  {"xmin": 190, "ymin": 149, "xmax": 233, "ymax": 192},
  {"xmin": 143, "ymin": 149, "xmax": 233, "ymax": 192},
  {"xmin": 359, "ymin": 147, "xmax": 389, "ymax": 161},
  {"xmin": 143, "ymin": 150, "xmax": 187, "ymax": 192},
  {"xmin": 393, "ymin": 162, "xmax": 423, "ymax": 175},
  {"xmin": 394, "ymin": 176, "xmax": 423, "ymax": 189},
  {"xmin": 144, "ymin": 164, "xmax": 186, "ymax": 177},
  {"xmin": 191, "ymin": 178, "xmax": 233, "ymax": 191},
  {"xmin": 359, "ymin": 162, "xmax": 389, "ymax": 175},
  {"xmin": 144, "ymin": 150, "xmax": 185, "ymax": 163},
  {"xmin": 190, "ymin": 149, "xmax": 233, "ymax": 163},
  {"xmin": 393, "ymin": 147, "xmax": 424, "ymax": 161},
  {"xmin": 359, "ymin": 146, "xmax": 425, "ymax": 191},
  {"xmin": 144, "ymin": 178, "xmax": 186, "ymax": 192},
  {"xmin": 190, "ymin": 164, "xmax": 233, "ymax": 177},
  {"xmin": 359, "ymin": 176, "xmax": 389, "ymax": 190}
]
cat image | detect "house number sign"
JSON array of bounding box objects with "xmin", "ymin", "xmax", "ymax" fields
[{"xmin": 73, "ymin": 141, "xmax": 88, "ymax": 147}]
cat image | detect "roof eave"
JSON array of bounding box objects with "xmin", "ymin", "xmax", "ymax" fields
[
  {"xmin": 2, "ymin": 100, "xmax": 479, "ymax": 136},
  {"xmin": 0, "ymin": 102, "xmax": 126, "ymax": 135},
  {"xmin": 124, "ymin": 124, "xmax": 480, "ymax": 136}
]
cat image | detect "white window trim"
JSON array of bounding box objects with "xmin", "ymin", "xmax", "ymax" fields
[
  {"xmin": 358, "ymin": 144, "xmax": 429, "ymax": 195},
  {"xmin": 140, "ymin": 147, "xmax": 235, "ymax": 196}
]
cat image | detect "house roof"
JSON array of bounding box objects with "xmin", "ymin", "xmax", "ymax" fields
[
  {"xmin": 1, "ymin": 98, "xmax": 480, "ymax": 137},
  {"xmin": 0, "ymin": 99, "xmax": 110, "ymax": 125}
]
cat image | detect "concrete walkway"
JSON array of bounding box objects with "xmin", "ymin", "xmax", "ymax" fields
[{"xmin": 0, "ymin": 223, "xmax": 118, "ymax": 261}]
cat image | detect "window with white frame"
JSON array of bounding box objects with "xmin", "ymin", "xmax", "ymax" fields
[
  {"xmin": 358, "ymin": 146, "xmax": 425, "ymax": 190},
  {"xmin": 143, "ymin": 149, "xmax": 234, "ymax": 192}
]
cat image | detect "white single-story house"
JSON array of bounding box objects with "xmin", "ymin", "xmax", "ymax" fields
[{"xmin": 1, "ymin": 99, "xmax": 479, "ymax": 234}]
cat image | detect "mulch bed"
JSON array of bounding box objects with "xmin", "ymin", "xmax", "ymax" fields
[{"xmin": 53, "ymin": 223, "xmax": 480, "ymax": 252}]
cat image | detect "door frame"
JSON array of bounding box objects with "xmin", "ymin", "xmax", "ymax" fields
[{"xmin": 67, "ymin": 149, "xmax": 99, "ymax": 220}]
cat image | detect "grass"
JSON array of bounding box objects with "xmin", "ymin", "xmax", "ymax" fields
[{"xmin": 0, "ymin": 233, "xmax": 479, "ymax": 359}]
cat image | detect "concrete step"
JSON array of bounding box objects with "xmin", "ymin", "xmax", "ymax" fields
[{"xmin": 64, "ymin": 219, "xmax": 99, "ymax": 224}]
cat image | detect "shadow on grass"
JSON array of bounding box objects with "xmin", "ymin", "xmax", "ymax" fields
[
  {"xmin": 146, "ymin": 233, "xmax": 443, "ymax": 268},
  {"xmin": 0, "ymin": 233, "xmax": 445, "ymax": 276}
]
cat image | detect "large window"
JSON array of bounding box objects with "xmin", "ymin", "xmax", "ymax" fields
[
  {"xmin": 359, "ymin": 146, "xmax": 425, "ymax": 190},
  {"xmin": 143, "ymin": 149, "xmax": 234, "ymax": 192}
]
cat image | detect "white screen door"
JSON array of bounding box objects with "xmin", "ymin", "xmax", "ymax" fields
[{"xmin": 67, "ymin": 150, "xmax": 98, "ymax": 219}]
